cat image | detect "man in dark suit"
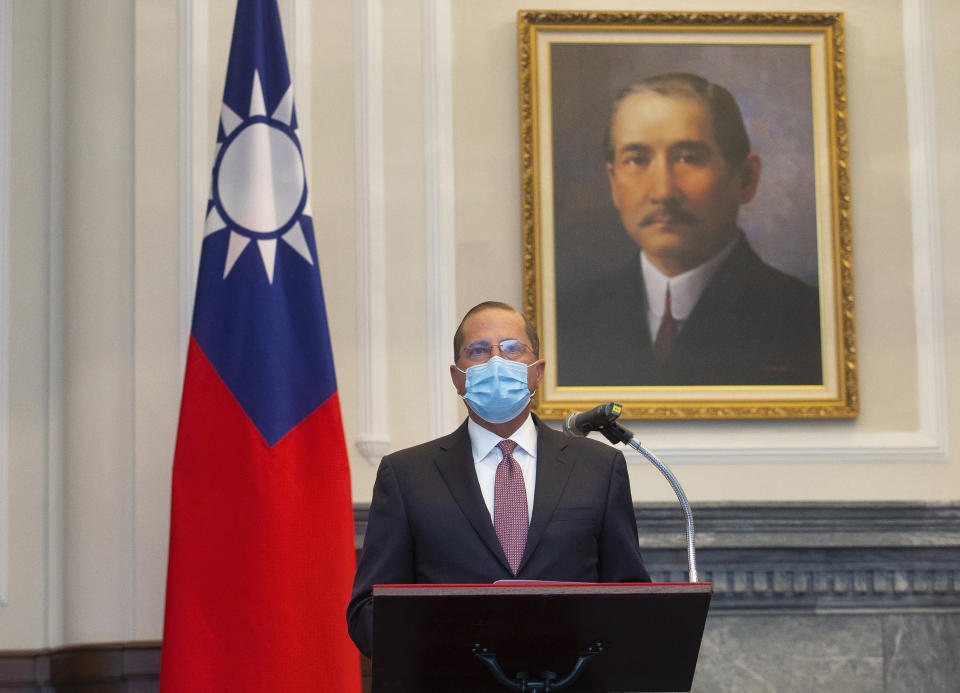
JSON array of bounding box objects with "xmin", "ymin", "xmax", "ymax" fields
[
  {"xmin": 557, "ymin": 72, "xmax": 821, "ymax": 387},
  {"xmin": 347, "ymin": 301, "xmax": 649, "ymax": 658}
]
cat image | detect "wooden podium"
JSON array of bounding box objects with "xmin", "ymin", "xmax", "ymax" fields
[{"xmin": 371, "ymin": 582, "xmax": 712, "ymax": 692}]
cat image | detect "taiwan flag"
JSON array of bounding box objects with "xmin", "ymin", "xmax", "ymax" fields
[{"xmin": 160, "ymin": 1, "xmax": 360, "ymax": 690}]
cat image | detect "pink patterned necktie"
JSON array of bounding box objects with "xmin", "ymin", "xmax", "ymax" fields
[{"xmin": 494, "ymin": 439, "xmax": 528, "ymax": 575}]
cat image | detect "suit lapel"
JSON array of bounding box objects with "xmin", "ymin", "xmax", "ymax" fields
[
  {"xmin": 518, "ymin": 419, "xmax": 573, "ymax": 573},
  {"xmin": 433, "ymin": 420, "xmax": 512, "ymax": 573}
]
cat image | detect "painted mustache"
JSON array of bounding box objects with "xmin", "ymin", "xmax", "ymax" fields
[{"xmin": 639, "ymin": 206, "xmax": 699, "ymax": 227}]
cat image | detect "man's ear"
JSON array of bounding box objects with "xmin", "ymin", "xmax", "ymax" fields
[
  {"xmin": 606, "ymin": 161, "xmax": 621, "ymax": 209},
  {"xmin": 450, "ymin": 364, "xmax": 466, "ymax": 396},
  {"xmin": 738, "ymin": 153, "xmax": 762, "ymax": 204},
  {"xmin": 528, "ymin": 360, "xmax": 546, "ymax": 392}
]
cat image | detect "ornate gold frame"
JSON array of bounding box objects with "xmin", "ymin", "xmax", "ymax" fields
[{"xmin": 518, "ymin": 10, "xmax": 857, "ymax": 420}]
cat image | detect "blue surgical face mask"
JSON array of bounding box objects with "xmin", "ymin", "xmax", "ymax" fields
[{"xmin": 457, "ymin": 356, "xmax": 536, "ymax": 424}]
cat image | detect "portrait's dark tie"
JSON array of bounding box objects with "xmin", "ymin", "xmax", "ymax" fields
[
  {"xmin": 653, "ymin": 287, "xmax": 676, "ymax": 361},
  {"xmin": 494, "ymin": 439, "xmax": 528, "ymax": 575}
]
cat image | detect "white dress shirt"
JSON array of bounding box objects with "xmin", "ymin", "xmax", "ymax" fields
[
  {"xmin": 468, "ymin": 415, "xmax": 537, "ymax": 523},
  {"xmin": 640, "ymin": 237, "xmax": 738, "ymax": 343}
]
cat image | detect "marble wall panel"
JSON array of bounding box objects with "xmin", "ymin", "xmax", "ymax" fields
[
  {"xmin": 689, "ymin": 614, "xmax": 884, "ymax": 693},
  {"xmin": 883, "ymin": 612, "xmax": 960, "ymax": 693}
]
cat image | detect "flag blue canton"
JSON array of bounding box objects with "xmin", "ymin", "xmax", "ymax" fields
[{"xmin": 191, "ymin": 0, "xmax": 337, "ymax": 446}]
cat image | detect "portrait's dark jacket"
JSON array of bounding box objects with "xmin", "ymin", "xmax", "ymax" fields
[
  {"xmin": 556, "ymin": 233, "xmax": 823, "ymax": 386},
  {"xmin": 346, "ymin": 415, "xmax": 650, "ymax": 658}
]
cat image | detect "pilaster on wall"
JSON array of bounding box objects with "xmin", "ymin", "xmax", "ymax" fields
[
  {"xmin": 354, "ymin": 0, "xmax": 391, "ymax": 465},
  {"xmin": 278, "ymin": 0, "xmax": 311, "ymax": 173},
  {"xmin": 178, "ymin": 0, "xmax": 208, "ymax": 375},
  {"xmin": 902, "ymin": 0, "xmax": 948, "ymax": 454},
  {"xmin": 423, "ymin": 0, "xmax": 459, "ymax": 439},
  {"xmin": 62, "ymin": 0, "xmax": 136, "ymax": 643},
  {"xmin": 0, "ymin": 0, "xmax": 13, "ymax": 608},
  {"xmin": 46, "ymin": 0, "xmax": 67, "ymax": 648}
]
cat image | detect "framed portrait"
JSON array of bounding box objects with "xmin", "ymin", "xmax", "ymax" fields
[{"xmin": 518, "ymin": 11, "xmax": 858, "ymax": 420}]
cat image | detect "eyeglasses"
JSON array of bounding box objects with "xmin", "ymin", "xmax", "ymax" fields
[{"xmin": 462, "ymin": 339, "xmax": 531, "ymax": 363}]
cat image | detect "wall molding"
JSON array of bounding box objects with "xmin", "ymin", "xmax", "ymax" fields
[
  {"xmin": 353, "ymin": 0, "xmax": 390, "ymax": 465},
  {"xmin": 353, "ymin": 501, "xmax": 960, "ymax": 612},
  {"xmin": 902, "ymin": 0, "xmax": 948, "ymax": 457},
  {"xmin": 45, "ymin": 0, "xmax": 67, "ymax": 645},
  {"xmin": 0, "ymin": 0, "xmax": 12, "ymax": 608},
  {"xmin": 278, "ymin": 0, "xmax": 311, "ymax": 183},
  {"xmin": 641, "ymin": 502, "xmax": 960, "ymax": 612},
  {"xmin": 616, "ymin": 427, "xmax": 947, "ymax": 466}
]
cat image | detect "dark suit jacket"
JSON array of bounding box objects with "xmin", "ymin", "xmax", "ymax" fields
[
  {"xmin": 346, "ymin": 415, "xmax": 650, "ymax": 658},
  {"xmin": 557, "ymin": 234, "xmax": 822, "ymax": 386}
]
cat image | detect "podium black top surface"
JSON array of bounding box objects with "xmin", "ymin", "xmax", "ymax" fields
[{"xmin": 371, "ymin": 582, "xmax": 712, "ymax": 693}]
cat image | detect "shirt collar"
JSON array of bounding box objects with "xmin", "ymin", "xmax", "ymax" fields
[
  {"xmin": 640, "ymin": 235, "xmax": 739, "ymax": 320},
  {"xmin": 468, "ymin": 414, "xmax": 538, "ymax": 463}
]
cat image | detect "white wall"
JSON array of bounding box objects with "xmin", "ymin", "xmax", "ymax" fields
[{"xmin": 1, "ymin": 0, "xmax": 958, "ymax": 649}]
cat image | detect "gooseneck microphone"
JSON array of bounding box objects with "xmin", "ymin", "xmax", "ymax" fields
[
  {"xmin": 560, "ymin": 401, "xmax": 700, "ymax": 583},
  {"xmin": 562, "ymin": 402, "xmax": 623, "ymax": 438}
]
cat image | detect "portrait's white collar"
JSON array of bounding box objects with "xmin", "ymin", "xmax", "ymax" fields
[{"xmin": 640, "ymin": 235, "xmax": 739, "ymax": 321}]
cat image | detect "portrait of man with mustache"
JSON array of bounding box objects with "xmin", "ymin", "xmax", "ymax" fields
[{"xmin": 556, "ymin": 72, "xmax": 823, "ymax": 387}]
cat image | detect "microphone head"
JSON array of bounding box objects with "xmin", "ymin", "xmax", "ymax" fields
[{"xmin": 563, "ymin": 402, "xmax": 623, "ymax": 438}]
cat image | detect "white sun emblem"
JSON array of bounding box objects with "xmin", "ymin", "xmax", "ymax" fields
[{"xmin": 204, "ymin": 70, "xmax": 314, "ymax": 283}]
